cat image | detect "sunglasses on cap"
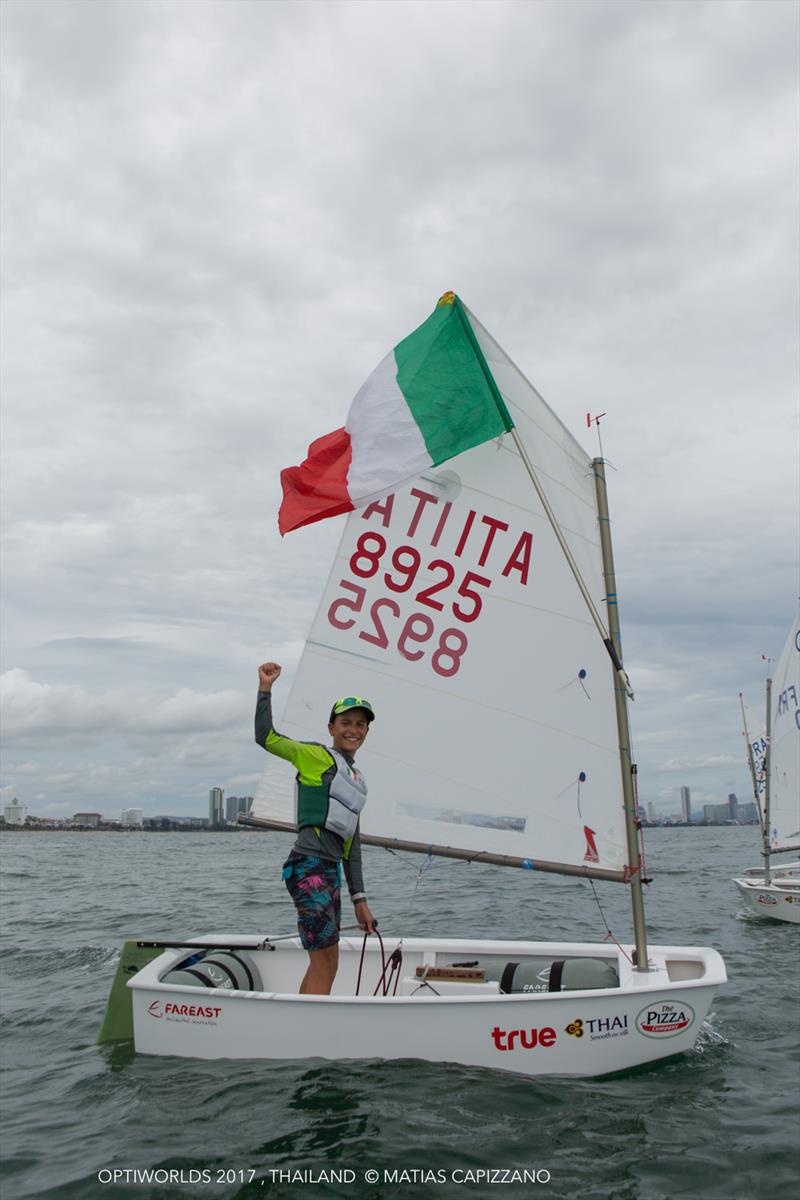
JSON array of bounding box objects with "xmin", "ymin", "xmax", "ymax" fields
[{"xmin": 329, "ymin": 696, "xmax": 375, "ymax": 722}]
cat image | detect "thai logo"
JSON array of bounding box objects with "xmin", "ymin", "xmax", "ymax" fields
[
  {"xmin": 756, "ymin": 893, "xmax": 778, "ymax": 906},
  {"xmin": 566, "ymin": 1015, "xmax": 629, "ymax": 1040},
  {"xmin": 636, "ymin": 1000, "xmax": 694, "ymax": 1038},
  {"xmin": 147, "ymin": 1000, "xmax": 163, "ymax": 1019}
]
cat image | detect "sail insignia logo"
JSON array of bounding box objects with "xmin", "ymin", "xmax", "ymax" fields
[
  {"xmin": 636, "ymin": 1000, "xmax": 694, "ymax": 1038},
  {"xmin": 583, "ymin": 826, "xmax": 599, "ymax": 864}
]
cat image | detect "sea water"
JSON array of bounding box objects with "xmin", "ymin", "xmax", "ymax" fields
[{"xmin": 1, "ymin": 827, "xmax": 798, "ymax": 1200}]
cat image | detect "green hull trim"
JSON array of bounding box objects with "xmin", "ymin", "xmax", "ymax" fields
[{"xmin": 97, "ymin": 940, "xmax": 163, "ymax": 1044}]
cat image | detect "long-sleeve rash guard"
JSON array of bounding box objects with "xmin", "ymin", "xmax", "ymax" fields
[{"xmin": 255, "ymin": 691, "xmax": 365, "ymax": 896}]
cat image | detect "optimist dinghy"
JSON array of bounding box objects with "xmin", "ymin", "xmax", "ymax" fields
[
  {"xmin": 114, "ymin": 294, "xmax": 727, "ymax": 1075},
  {"xmin": 733, "ymin": 608, "xmax": 800, "ymax": 924},
  {"xmin": 124, "ymin": 934, "xmax": 724, "ymax": 1075}
]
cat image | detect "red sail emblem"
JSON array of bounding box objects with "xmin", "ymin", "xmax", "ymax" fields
[{"xmin": 583, "ymin": 826, "xmax": 599, "ymax": 863}]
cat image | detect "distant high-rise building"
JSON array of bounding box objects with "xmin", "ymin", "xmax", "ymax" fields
[
  {"xmin": 224, "ymin": 795, "xmax": 253, "ymax": 822},
  {"xmin": 646, "ymin": 802, "xmax": 656, "ymax": 823},
  {"xmin": 3, "ymin": 799, "xmax": 27, "ymax": 825},
  {"xmin": 680, "ymin": 786, "xmax": 692, "ymax": 823},
  {"xmin": 727, "ymin": 793, "xmax": 738, "ymax": 821},
  {"xmin": 209, "ymin": 788, "xmax": 224, "ymax": 825},
  {"xmin": 120, "ymin": 808, "xmax": 144, "ymax": 827}
]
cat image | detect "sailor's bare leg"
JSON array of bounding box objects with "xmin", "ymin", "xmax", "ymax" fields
[{"xmin": 299, "ymin": 945, "xmax": 339, "ymax": 995}]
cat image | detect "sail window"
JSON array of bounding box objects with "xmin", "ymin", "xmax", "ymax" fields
[{"xmin": 395, "ymin": 800, "xmax": 526, "ymax": 832}]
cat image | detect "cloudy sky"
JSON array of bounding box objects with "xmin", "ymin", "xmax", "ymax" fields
[{"xmin": 2, "ymin": 0, "xmax": 798, "ymax": 821}]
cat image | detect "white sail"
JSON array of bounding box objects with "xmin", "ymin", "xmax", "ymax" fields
[
  {"xmin": 253, "ymin": 305, "xmax": 629, "ymax": 875},
  {"xmin": 768, "ymin": 604, "xmax": 800, "ymax": 852}
]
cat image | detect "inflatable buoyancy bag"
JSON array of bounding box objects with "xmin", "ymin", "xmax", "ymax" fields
[
  {"xmin": 160, "ymin": 949, "xmax": 263, "ymax": 992},
  {"xmin": 480, "ymin": 956, "xmax": 619, "ymax": 993}
]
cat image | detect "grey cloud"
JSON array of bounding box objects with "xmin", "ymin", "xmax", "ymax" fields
[{"xmin": 1, "ymin": 0, "xmax": 797, "ymax": 817}]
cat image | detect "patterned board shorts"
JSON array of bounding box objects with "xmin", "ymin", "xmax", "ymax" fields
[{"xmin": 282, "ymin": 852, "xmax": 342, "ymax": 951}]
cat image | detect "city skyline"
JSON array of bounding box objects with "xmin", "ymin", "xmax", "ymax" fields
[{"xmin": 2, "ymin": 784, "xmax": 757, "ymax": 829}]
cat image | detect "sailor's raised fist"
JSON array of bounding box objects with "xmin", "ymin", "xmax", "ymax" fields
[{"xmin": 258, "ymin": 662, "xmax": 282, "ymax": 691}]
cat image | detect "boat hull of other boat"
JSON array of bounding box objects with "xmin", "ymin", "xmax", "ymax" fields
[
  {"xmin": 732, "ymin": 862, "xmax": 800, "ymax": 924},
  {"xmin": 128, "ymin": 935, "xmax": 726, "ymax": 1076}
]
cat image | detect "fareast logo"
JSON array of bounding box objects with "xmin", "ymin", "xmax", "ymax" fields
[{"xmin": 146, "ymin": 998, "xmax": 221, "ymax": 1023}]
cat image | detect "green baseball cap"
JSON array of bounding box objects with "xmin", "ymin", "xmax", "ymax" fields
[{"xmin": 329, "ymin": 696, "xmax": 375, "ymax": 723}]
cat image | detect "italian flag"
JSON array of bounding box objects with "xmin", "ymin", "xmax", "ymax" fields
[{"xmin": 278, "ymin": 292, "xmax": 515, "ymax": 535}]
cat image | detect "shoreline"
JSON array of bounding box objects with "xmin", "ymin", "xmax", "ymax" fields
[{"xmin": 0, "ymin": 821, "xmax": 760, "ymax": 834}]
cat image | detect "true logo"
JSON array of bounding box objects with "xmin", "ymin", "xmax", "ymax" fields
[{"xmin": 490, "ymin": 1026, "xmax": 557, "ymax": 1051}]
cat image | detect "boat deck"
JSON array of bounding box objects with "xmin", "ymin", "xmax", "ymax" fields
[{"xmin": 139, "ymin": 934, "xmax": 713, "ymax": 1000}]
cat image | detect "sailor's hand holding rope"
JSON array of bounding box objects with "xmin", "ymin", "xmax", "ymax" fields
[{"xmin": 354, "ymin": 896, "xmax": 378, "ymax": 935}]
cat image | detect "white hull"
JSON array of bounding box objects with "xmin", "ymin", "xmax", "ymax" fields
[
  {"xmin": 732, "ymin": 862, "xmax": 800, "ymax": 924},
  {"xmin": 129, "ymin": 935, "xmax": 726, "ymax": 1077}
]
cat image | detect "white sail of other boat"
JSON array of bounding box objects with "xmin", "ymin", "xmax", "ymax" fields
[
  {"xmin": 767, "ymin": 603, "xmax": 800, "ymax": 852},
  {"xmin": 732, "ymin": 605, "xmax": 800, "ymax": 923},
  {"xmin": 252, "ymin": 302, "xmax": 629, "ymax": 878}
]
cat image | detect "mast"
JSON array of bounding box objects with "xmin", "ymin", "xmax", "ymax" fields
[
  {"xmin": 763, "ymin": 677, "xmax": 772, "ymax": 884},
  {"xmin": 592, "ymin": 457, "xmax": 649, "ymax": 971}
]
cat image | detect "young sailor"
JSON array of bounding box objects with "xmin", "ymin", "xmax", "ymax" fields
[{"xmin": 255, "ymin": 661, "xmax": 378, "ymax": 994}]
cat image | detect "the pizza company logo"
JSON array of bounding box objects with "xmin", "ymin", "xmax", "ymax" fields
[
  {"xmin": 146, "ymin": 1000, "xmax": 221, "ymax": 1023},
  {"xmin": 490, "ymin": 1026, "xmax": 557, "ymax": 1051},
  {"xmin": 565, "ymin": 1014, "xmax": 629, "ymax": 1041},
  {"xmin": 756, "ymin": 893, "xmax": 778, "ymax": 906},
  {"xmin": 636, "ymin": 1000, "xmax": 694, "ymax": 1038}
]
